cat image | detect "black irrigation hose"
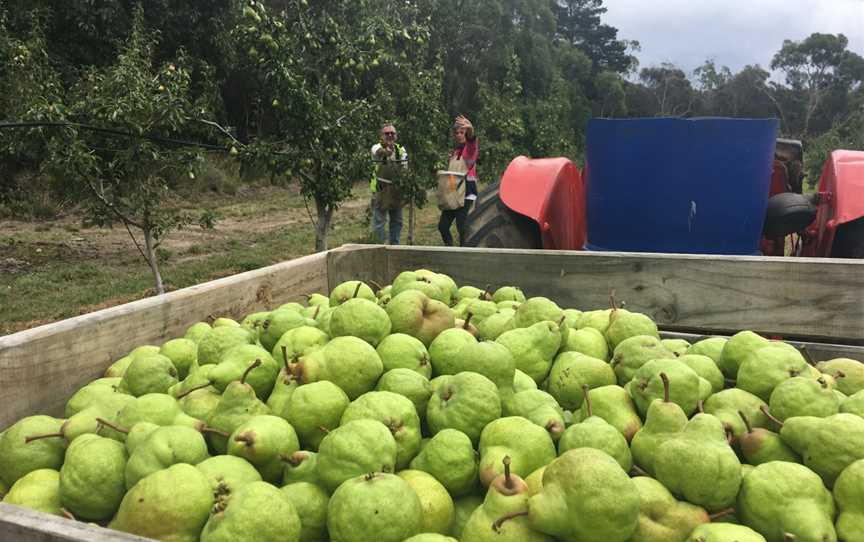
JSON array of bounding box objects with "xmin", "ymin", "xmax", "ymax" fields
[{"xmin": 0, "ymin": 121, "xmax": 230, "ymax": 151}]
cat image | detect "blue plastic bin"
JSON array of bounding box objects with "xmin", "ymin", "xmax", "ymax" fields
[{"xmin": 585, "ymin": 117, "xmax": 779, "ymax": 255}]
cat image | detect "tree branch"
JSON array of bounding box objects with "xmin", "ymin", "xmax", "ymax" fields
[{"xmin": 197, "ymin": 119, "xmax": 244, "ymax": 147}]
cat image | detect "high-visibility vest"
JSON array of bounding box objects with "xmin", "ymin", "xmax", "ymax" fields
[{"xmin": 370, "ymin": 143, "xmax": 405, "ymax": 193}]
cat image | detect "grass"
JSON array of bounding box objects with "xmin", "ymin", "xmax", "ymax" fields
[{"xmin": 0, "ymin": 183, "xmax": 447, "ymax": 335}]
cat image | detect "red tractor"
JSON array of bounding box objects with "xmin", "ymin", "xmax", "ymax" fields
[{"xmin": 464, "ymin": 118, "xmax": 864, "ymax": 258}]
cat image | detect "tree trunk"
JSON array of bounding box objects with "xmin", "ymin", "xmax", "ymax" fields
[
  {"xmin": 408, "ymin": 201, "xmax": 415, "ymax": 245},
  {"xmin": 142, "ymin": 227, "xmax": 165, "ymax": 295},
  {"xmin": 314, "ymin": 198, "xmax": 334, "ymax": 252}
]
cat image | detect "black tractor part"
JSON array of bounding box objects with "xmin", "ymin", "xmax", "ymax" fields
[
  {"xmin": 463, "ymin": 180, "xmax": 542, "ymax": 249},
  {"xmin": 832, "ymin": 217, "xmax": 864, "ymax": 258},
  {"xmin": 763, "ymin": 192, "xmax": 817, "ymax": 238}
]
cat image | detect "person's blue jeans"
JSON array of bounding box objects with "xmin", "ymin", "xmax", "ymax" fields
[{"xmin": 373, "ymin": 205, "xmax": 403, "ymax": 245}]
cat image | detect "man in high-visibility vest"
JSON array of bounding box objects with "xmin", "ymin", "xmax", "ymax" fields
[{"xmin": 370, "ymin": 122, "xmax": 408, "ymax": 245}]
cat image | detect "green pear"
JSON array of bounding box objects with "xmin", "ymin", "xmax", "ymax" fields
[
  {"xmin": 0, "ymin": 416, "xmax": 66, "ymax": 487},
  {"xmin": 677, "ymin": 354, "xmax": 725, "ymax": 394},
  {"xmin": 283, "ymin": 380, "xmax": 350, "ymax": 450},
  {"xmin": 106, "ymin": 392, "xmax": 200, "ymax": 442},
  {"xmin": 514, "ymin": 369, "xmax": 538, "ymax": 392},
  {"xmin": 605, "ymin": 309, "xmax": 659, "ymax": 349},
  {"xmin": 403, "ymin": 535, "xmax": 458, "ymax": 542},
  {"xmin": 524, "ymin": 465, "xmax": 546, "ymax": 496},
  {"xmin": 240, "ymin": 310, "xmax": 270, "ymax": 338},
  {"xmin": 169, "ymin": 362, "xmax": 215, "ymax": 399},
  {"xmin": 123, "ymin": 422, "xmax": 160, "ymax": 455},
  {"xmin": 558, "ymin": 385, "xmax": 632, "ymax": 471},
  {"xmin": 817, "ymin": 358, "xmax": 864, "ymax": 396},
  {"xmin": 340, "ymin": 391, "xmax": 422, "ymax": 469},
  {"xmin": 704, "ymin": 388, "xmax": 771, "ymax": 440},
  {"xmin": 197, "ymin": 326, "xmax": 257, "ymax": 366},
  {"xmin": 271, "ymin": 326, "xmax": 329, "ymax": 368},
  {"xmin": 119, "ymin": 353, "xmax": 179, "ymax": 396},
  {"xmin": 178, "ymin": 387, "xmax": 222, "ymax": 422},
  {"xmin": 209, "ymin": 344, "xmax": 279, "ymax": 400},
  {"xmin": 426, "ymin": 372, "xmax": 502, "ymax": 445},
  {"xmin": 2, "ymin": 469, "xmax": 62, "ymax": 516},
  {"xmin": 399, "ymin": 470, "xmax": 455, "ymax": 535},
  {"xmin": 428, "ymin": 327, "xmax": 477, "ymax": 375},
  {"xmin": 396, "ymin": 279, "xmax": 449, "ymax": 305},
  {"xmin": 409, "ymin": 428, "xmax": 478, "ymax": 497},
  {"xmin": 259, "ymin": 309, "xmax": 310, "ymax": 352},
  {"xmin": 451, "ymin": 340, "xmax": 517, "ymax": 396},
  {"xmin": 281, "ymin": 450, "xmax": 320, "ymax": 486},
  {"xmin": 457, "ymin": 284, "xmax": 485, "ymax": 300},
  {"xmin": 317, "ymin": 419, "xmax": 398, "ymax": 491},
  {"xmin": 610, "ymin": 335, "xmax": 674, "ymax": 384},
  {"xmin": 227, "ymin": 415, "xmax": 299, "ymax": 483},
  {"xmin": 630, "ymin": 358, "xmax": 703, "ymax": 416},
  {"xmin": 513, "ymin": 297, "xmax": 563, "ymax": 328},
  {"xmin": 686, "ymin": 524, "xmax": 767, "ymax": 542},
  {"xmin": 685, "ymin": 337, "xmax": 728, "ymax": 365},
  {"xmin": 329, "ymin": 280, "xmax": 376, "ymax": 306},
  {"xmin": 159, "ymin": 338, "xmax": 198, "ymax": 380},
  {"xmin": 461, "ymin": 460, "xmax": 554, "ymax": 542},
  {"xmin": 201, "ymin": 481, "xmax": 301, "ymax": 542},
  {"xmin": 492, "ymin": 286, "xmax": 526, "ymax": 303},
  {"xmin": 630, "ymin": 373, "xmax": 688, "ymax": 475},
  {"xmin": 207, "ymin": 364, "xmax": 272, "ymax": 453},
  {"xmin": 834, "ymin": 459, "xmax": 864, "ymax": 542},
  {"xmin": 654, "ymin": 413, "xmax": 741, "ymax": 511},
  {"xmin": 546, "ymin": 352, "xmax": 616, "ymax": 410},
  {"xmin": 559, "ymin": 326, "xmax": 609, "ymax": 361},
  {"xmin": 330, "ymin": 297, "xmax": 392, "ymax": 346},
  {"xmin": 59, "ymin": 434, "xmax": 127, "ymax": 520},
  {"xmin": 455, "ymin": 298, "xmax": 498, "ymax": 324},
  {"xmin": 125, "ymin": 425, "xmax": 210, "ymax": 489},
  {"xmin": 450, "ymin": 495, "xmax": 483, "ymax": 539},
  {"xmin": 306, "ymin": 292, "xmax": 330, "ymax": 307},
  {"xmin": 504, "ymin": 390, "xmax": 566, "ymax": 440},
  {"xmin": 573, "ymin": 385, "xmax": 642, "ymax": 441},
  {"xmin": 769, "ymin": 376, "xmax": 840, "ymax": 420},
  {"xmin": 561, "ymin": 308, "xmax": 582, "ymax": 328},
  {"xmin": 281, "ymin": 481, "xmax": 329, "ymax": 542},
  {"xmin": 110, "ymin": 463, "xmax": 213, "ymax": 541},
  {"xmin": 736, "ymin": 411, "xmax": 800, "ymax": 465},
  {"xmin": 375, "ymin": 369, "xmax": 433, "ymax": 423},
  {"xmin": 527, "ymin": 448, "xmax": 640, "ymax": 542},
  {"xmin": 213, "ymin": 317, "xmax": 241, "ymax": 327},
  {"xmin": 630, "ymin": 476, "xmax": 709, "ymax": 542},
  {"xmin": 576, "ymin": 308, "xmax": 613, "ymax": 333},
  {"xmin": 327, "ymin": 473, "xmax": 423, "ymax": 542},
  {"xmin": 736, "ymin": 344, "xmax": 810, "ymax": 401},
  {"xmin": 264, "ymin": 367, "xmax": 298, "ymax": 418},
  {"xmin": 737, "ymin": 461, "xmax": 836, "ymax": 542},
  {"xmin": 42, "ymin": 392, "xmax": 136, "ymax": 444},
  {"xmin": 65, "ymin": 377, "xmax": 121, "ymax": 416},
  {"xmin": 660, "ymin": 338, "xmax": 691, "ymax": 356},
  {"xmin": 196, "ymin": 455, "xmax": 262, "ymax": 495},
  {"xmin": 496, "ymin": 321, "xmax": 561, "ymax": 383},
  {"xmin": 841, "ymin": 389, "xmax": 864, "ymax": 416},
  {"xmin": 376, "ymin": 333, "xmax": 431, "ymax": 377},
  {"xmin": 386, "ymin": 290, "xmax": 455, "ymax": 346},
  {"xmin": 780, "ymin": 413, "xmax": 864, "ymax": 487},
  {"xmin": 478, "ymin": 417, "xmax": 556, "ymax": 487},
  {"xmin": 476, "ymin": 308, "xmax": 516, "ymax": 341},
  {"xmin": 717, "ymin": 330, "xmax": 770, "ymax": 379},
  {"xmin": 185, "ymin": 322, "xmax": 213, "ymax": 344},
  {"xmin": 290, "ymin": 336, "xmax": 383, "ymax": 400}
]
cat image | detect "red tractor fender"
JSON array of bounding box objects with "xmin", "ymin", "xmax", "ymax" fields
[
  {"xmin": 499, "ymin": 156, "xmax": 586, "ymax": 250},
  {"xmin": 802, "ymin": 150, "xmax": 864, "ymax": 257}
]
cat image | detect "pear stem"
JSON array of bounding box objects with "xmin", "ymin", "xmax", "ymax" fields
[
  {"xmin": 697, "ymin": 400, "xmax": 705, "ymax": 414},
  {"xmin": 313, "ymin": 305, "xmax": 321, "ymax": 319},
  {"xmin": 483, "ymin": 284, "xmax": 492, "ymax": 300},
  {"xmin": 760, "ymin": 405, "xmax": 784, "ymax": 427},
  {"xmin": 241, "ymin": 359, "xmax": 262, "ymax": 385},
  {"xmin": 630, "ymin": 465, "xmax": 649, "ymax": 477},
  {"xmin": 492, "ymin": 510, "xmax": 529, "ymax": 533},
  {"xmin": 582, "ymin": 384, "xmax": 593, "ymax": 418},
  {"xmin": 201, "ymin": 426, "xmax": 230, "ymax": 438},
  {"xmin": 282, "ymin": 452, "xmax": 305, "ymax": 466},
  {"xmin": 738, "ymin": 411, "xmax": 753, "ymax": 434},
  {"xmin": 503, "ymin": 455, "xmax": 513, "ymax": 490},
  {"xmin": 660, "ymin": 372, "xmax": 670, "ymax": 403},
  {"xmin": 817, "ymin": 377, "xmax": 828, "ymax": 389},
  {"xmin": 176, "ymin": 382, "xmax": 212, "ymax": 400},
  {"xmin": 24, "ymin": 432, "xmax": 64, "ymax": 444},
  {"xmin": 95, "ymin": 418, "xmax": 129, "ymax": 435},
  {"xmin": 609, "ymin": 289, "xmax": 618, "ymax": 312},
  {"xmin": 281, "ymin": 346, "xmax": 290, "ymax": 370},
  {"xmin": 709, "ymin": 507, "xmax": 736, "ymax": 521},
  {"xmin": 318, "ymin": 426, "xmax": 330, "ymax": 435},
  {"xmin": 783, "ymin": 533, "xmax": 797, "ymax": 542},
  {"xmin": 352, "ymin": 282, "xmax": 363, "ymax": 298},
  {"xmin": 61, "ymin": 508, "xmax": 76, "ymax": 521},
  {"xmin": 463, "ymin": 312, "xmax": 473, "ymax": 329},
  {"xmin": 368, "ymin": 280, "xmax": 383, "ymax": 292},
  {"xmin": 835, "ymin": 370, "xmax": 846, "ymax": 379},
  {"xmin": 234, "ymin": 433, "xmax": 254, "ymax": 446}
]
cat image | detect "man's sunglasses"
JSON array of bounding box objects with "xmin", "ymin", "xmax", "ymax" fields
[{"xmin": 383, "ymin": 131, "xmax": 396, "ymax": 136}]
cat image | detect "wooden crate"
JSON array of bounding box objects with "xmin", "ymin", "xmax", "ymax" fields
[{"xmin": 1, "ymin": 244, "xmax": 863, "ymax": 540}]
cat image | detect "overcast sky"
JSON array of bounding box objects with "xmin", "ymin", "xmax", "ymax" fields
[{"xmin": 603, "ymin": 0, "xmax": 864, "ymax": 78}]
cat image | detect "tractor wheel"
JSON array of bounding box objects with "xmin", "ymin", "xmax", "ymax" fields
[
  {"xmin": 463, "ymin": 181, "xmax": 542, "ymax": 249},
  {"xmin": 831, "ymin": 217, "xmax": 864, "ymax": 258}
]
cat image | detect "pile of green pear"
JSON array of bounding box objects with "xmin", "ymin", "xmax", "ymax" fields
[{"xmin": 2, "ymin": 268, "xmax": 864, "ymax": 542}]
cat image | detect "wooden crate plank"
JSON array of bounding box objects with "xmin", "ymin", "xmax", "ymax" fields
[
  {"xmin": 0, "ymin": 504, "xmax": 150, "ymax": 542},
  {"xmin": 327, "ymin": 245, "xmax": 389, "ymax": 290},
  {"xmin": 382, "ymin": 246, "xmax": 864, "ymax": 343},
  {"xmin": 0, "ymin": 252, "xmax": 328, "ymax": 430},
  {"xmin": 660, "ymin": 331, "xmax": 864, "ymax": 363}
]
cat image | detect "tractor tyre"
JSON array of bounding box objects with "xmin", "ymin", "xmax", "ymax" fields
[
  {"xmin": 831, "ymin": 217, "xmax": 864, "ymax": 258},
  {"xmin": 463, "ymin": 181, "xmax": 542, "ymax": 249}
]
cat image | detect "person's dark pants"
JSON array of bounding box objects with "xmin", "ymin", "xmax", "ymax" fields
[{"xmin": 438, "ymin": 199, "xmax": 474, "ymax": 246}]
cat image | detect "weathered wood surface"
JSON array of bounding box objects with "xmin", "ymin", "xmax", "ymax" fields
[
  {"xmin": 382, "ymin": 246, "xmax": 864, "ymax": 343},
  {"xmin": 327, "ymin": 245, "xmax": 389, "ymax": 290},
  {"xmin": 0, "ymin": 251, "xmax": 328, "ymax": 429},
  {"xmin": 660, "ymin": 331, "xmax": 864, "ymax": 363},
  {"xmin": 0, "ymin": 504, "xmax": 151, "ymax": 542}
]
